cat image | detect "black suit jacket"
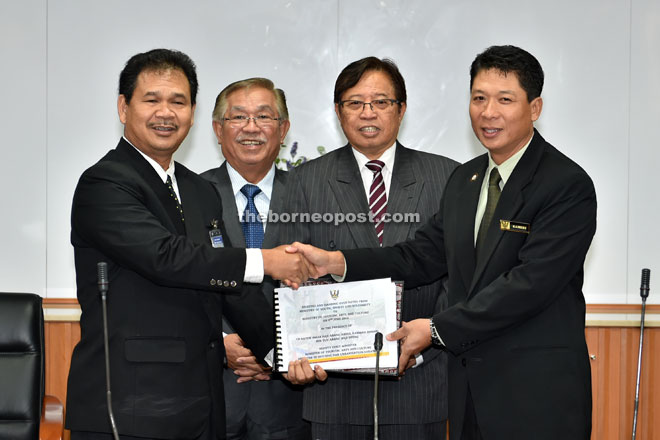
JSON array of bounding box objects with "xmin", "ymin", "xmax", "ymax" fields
[
  {"xmin": 281, "ymin": 143, "xmax": 458, "ymax": 425},
  {"xmin": 66, "ymin": 139, "xmax": 273, "ymax": 439},
  {"xmin": 201, "ymin": 162, "xmax": 306, "ymax": 431},
  {"xmin": 344, "ymin": 130, "xmax": 596, "ymax": 439}
]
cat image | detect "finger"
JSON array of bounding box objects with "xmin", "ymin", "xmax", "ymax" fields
[
  {"xmin": 387, "ymin": 325, "xmax": 407, "ymax": 341},
  {"xmin": 313, "ymin": 365, "xmax": 328, "ymax": 381},
  {"xmin": 285, "ymin": 243, "xmax": 300, "ymax": 254},
  {"xmin": 398, "ymin": 352, "xmax": 413, "ymax": 375}
]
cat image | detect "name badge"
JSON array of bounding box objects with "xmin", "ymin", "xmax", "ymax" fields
[
  {"xmin": 209, "ymin": 219, "xmax": 224, "ymax": 248},
  {"xmin": 500, "ymin": 220, "xmax": 531, "ymax": 234}
]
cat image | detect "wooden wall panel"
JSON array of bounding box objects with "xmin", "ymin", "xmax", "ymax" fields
[
  {"xmin": 43, "ymin": 303, "xmax": 658, "ymax": 439},
  {"xmin": 586, "ymin": 326, "xmax": 659, "ymax": 440}
]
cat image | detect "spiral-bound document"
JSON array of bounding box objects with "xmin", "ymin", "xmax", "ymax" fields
[{"xmin": 274, "ymin": 278, "xmax": 401, "ymax": 375}]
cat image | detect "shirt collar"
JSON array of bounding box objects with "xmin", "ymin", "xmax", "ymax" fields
[
  {"xmin": 486, "ymin": 133, "xmax": 534, "ymax": 186},
  {"xmin": 225, "ymin": 161, "xmax": 276, "ymax": 201},
  {"xmin": 124, "ymin": 136, "xmax": 175, "ymax": 183},
  {"xmin": 351, "ymin": 141, "xmax": 397, "ymax": 174}
]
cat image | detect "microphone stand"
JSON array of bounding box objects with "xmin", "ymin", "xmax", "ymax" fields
[
  {"xmin": 98, "ymin": 262, "xmax": 120, "ymax": 440},
  {"xmin": 373, "ymin": 332, "xmax": 383, "ymax": 440},
  {"xmin": 632, "ymin": 268, "xmax": 650, "ymax": 440}
]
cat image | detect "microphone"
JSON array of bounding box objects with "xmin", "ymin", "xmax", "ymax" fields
[
  {"xmin": 373, "ymin": 332, "xmax": 383, "ymax": 440},
  {"xmin": 97, "ymin": 262, "xmax": 120, "ymax": 440},
  {"xmin": 632, "ymin": 268, "xmax": 651, "ymax": 440},
  {"xmin": 640, "ymin": 268, "xmax": 650, "ymax": 299}
]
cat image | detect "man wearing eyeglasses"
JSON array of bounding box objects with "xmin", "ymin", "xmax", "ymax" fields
[
  {"xmin": 202, "ymin": 78, "xmax": 311, "ymax": 440},
  {"xmin": 281, "ymin": 57, "xmax": 458, "ymax": 440}
]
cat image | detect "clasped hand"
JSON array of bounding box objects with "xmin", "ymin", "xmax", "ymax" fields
[{"xmin": 262, "ymin": 242, "xmax": 346, "ymax": 289}]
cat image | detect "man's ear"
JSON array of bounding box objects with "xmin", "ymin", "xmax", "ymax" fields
[
  {"xmin": 117, "ymin": 95, "xmax": 128, "ymax": 124},
  {"xmin": 530, "ymin": 97, "xmax": 543, "ymax": 122}
]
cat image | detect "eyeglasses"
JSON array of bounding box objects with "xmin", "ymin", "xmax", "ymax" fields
[
  {"xmin": 221, "ymin": 115, "xmax": 283, "ymax": 128},
  {"xmin": 339, "ymin": 99, "xmax": 401, "ymax": 112}
]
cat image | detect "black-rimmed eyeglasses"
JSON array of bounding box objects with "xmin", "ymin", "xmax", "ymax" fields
[{"xmin": 339, "ymin": 99, "xmax": 401, "ymax": 112}]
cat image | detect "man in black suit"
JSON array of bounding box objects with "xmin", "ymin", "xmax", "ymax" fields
[
  {"xmin": 66, "ymin": 49, "xmax": 310, "ymax": 440},
  {"xmin": 281, "ymin": 57, "xmax": 458, "ymax": 440},
  {"xmin": 201, "ymin": 78, "xmax": 310, "ymax": 440},
  {"xmin": 292, "ymin": 45, "xmax": 596, "ymax": 440}
]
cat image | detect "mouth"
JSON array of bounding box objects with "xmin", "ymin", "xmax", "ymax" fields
[
  {"xmin": 481, "ymin": 127, "xmax": 502, "ymax": 138},
  {"xmin": 359, "ymin": 126, "xmax": 380, "ymax": 133},
  {"xmin": 149, "ymin": 123, "xmax": 177, "ymax": 134},
  {"xmin": 238, "ymin": 139, "xmax": 266, "ymax": 146}
]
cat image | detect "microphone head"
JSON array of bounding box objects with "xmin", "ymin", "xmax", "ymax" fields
[
  {"xmin": 374, "ymin": 332, "xmax": 383, "ymax": 351},
  {"xmin": 641, "ymin": 268, "xmax": 650, "ymax": 298},
  {"xmin": 97, "ymin": 261, "xmax": 109, "ymax": 293}
]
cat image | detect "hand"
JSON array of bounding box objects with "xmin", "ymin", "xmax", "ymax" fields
[
  {"xmin": 224, "ymin": 333, "xmax": 271, "ymax": 383},
  {"xmin": 387, "ymin": 319, "xmax": 432, "ymax": 375},
  {"xmin": 285, "ymin": 242, "xmax": 346, "ymax": 281},
  {"xmin": 282, "ymin": 358, "xmax": 328, "ymax": 385},
  {"xmin": 262, "ymin": 244, "xmax": 312, "ymax": 288}
]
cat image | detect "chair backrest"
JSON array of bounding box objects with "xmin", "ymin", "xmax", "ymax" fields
[{"xmin": 0, "ymin": 292, "xmax": 44, "ymax": 439}]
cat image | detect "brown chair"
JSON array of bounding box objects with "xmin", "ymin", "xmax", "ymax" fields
[{"xmin": 0, "ymin": 292, "xmax": 63, "ymax": 440}]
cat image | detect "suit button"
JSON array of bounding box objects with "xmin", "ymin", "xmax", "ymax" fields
[
  {"xmin": 462, "ymin": 358, "xmax": 467, "ymax": 367},
  {"xmin": 223, "ymin": 280, "xmax": 229, "ymax": 287},
  {"xmin": 209, "ymin": 341, "xmax": 216, "ymax": 349},
  {"xmin": 230, "ymin": 281, "xmax": 237, "ymax": 288},
  {"xmin": 210, "ymin": 279, "xmax": 216, "ymax": 286}
]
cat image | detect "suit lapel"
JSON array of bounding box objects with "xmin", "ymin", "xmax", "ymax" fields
[
  {"xmin": 469, "ymin": 131, "xmax": 546, "ymax": 294},
  {"xmin": 383, "ymin": 143, "xmax": 419, "ymax": 247},
  {"xmin": 210, "ymin": 163, "xmax": 246, "ymax": 248},
  {"xmin": 263, "ymin": 168, "xmax": 286, "ymax": 249},
  {"xmin": 455, "ymin": 156, "xmax": 488, "ymax": 295},
  {"xmin": 175, "ymin": 165, "xmax": 203, "ymax": 240},
  {"xmin": 116, "ymin": 139, "xmax": 185, "ymax": 235},
  {"xmin": 329, "ymin": 145, "xmax": 379, "ymax": 248}
]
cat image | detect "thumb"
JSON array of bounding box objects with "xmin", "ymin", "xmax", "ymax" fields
[{"xmin": 387, "ymin": 325, "xmax": 407, "ymax": 341}]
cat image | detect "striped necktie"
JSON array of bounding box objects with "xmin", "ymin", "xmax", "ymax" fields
[
  {"xmin": 240, "ymin": 184, "xmax": 264, "ymax": 248},
  {"xmin": 366, "ymin": 160, "xmax": 387, "ymax": 245}
]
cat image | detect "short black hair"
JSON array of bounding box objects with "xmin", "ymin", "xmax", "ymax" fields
[
  {"xmin": 334, "ymin": 57, "xmax": 406, "ymax": 104},
  {"xmin": 118, "ymin": 48, "xmax": 198, "ymax": 105},
  {"xmin": 470, "ymin": 45, "xmax": 544, "ymax": 101}
]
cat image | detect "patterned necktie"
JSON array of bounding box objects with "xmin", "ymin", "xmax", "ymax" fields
[
  {"xmin": 165, "ymin": 175, "xmax": 184, "ymax": 223},
  {"xmin": 366, "ymin": 160, "xmax": 387, "ymax": 245},
  {"xmin": 240, "ymin": 184, "xmax": 264, "ymax": 248},
  {"xmin": 476, "ymin": 167, "xmax": 502, "ymax": 256}
]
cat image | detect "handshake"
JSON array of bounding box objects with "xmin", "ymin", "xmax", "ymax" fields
[{"xmin": 261, "ymin": 242, "xmax": 346, "ymax": 288}]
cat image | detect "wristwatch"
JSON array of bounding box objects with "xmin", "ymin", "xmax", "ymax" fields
[{"xmin": 429, "ymin": 319, "xmax": 442, "ymax": 346}]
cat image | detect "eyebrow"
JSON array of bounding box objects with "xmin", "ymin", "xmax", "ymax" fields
[
  {"xmin": 344, "ymin": 92, "xmax": 390, "ymax": 100},
  {"xmin": 229, "ymin": 104, "xmax": 275, "ymax": 112},
  {"xmin": 472, "ymin": 88, "xmax": 516, "ymax": 95},
  {"xmin": 143, "ymin": 90, "xmax": 188, "ymax": 101}
]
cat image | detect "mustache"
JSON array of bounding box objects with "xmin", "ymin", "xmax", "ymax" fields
[
  {"xmin": 235, "ymin": 135, "xmax": 267, "ymax": 144},
  {"xmin": 148, "ymin": 121, "xmax": 178, "ymax": 129}
]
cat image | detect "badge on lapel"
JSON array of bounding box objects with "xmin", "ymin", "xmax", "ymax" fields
[{"xmin": 500, "ymin": 219, "xmax": 531, "ymax": 234}]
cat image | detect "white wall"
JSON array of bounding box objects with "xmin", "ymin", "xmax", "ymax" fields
[{"xmin": 0, "ymin": 0, "xmax": 657, "ymax": 303}]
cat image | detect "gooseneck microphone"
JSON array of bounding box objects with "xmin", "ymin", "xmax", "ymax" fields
[
  {"xmin": 373, "ymin": 332, "xmax": 383, "ymax": 440},
  {"xmin": 632, "ymin": 268, "xmax": 651, "ymax": 440},
  {"xmin": 98, "ymin": 262, "xmax": 120, "ymax": 440}
]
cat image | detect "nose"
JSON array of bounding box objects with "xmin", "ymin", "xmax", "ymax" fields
[
  {"xmin": 155, "ymin": 102, "xmax": 175, "ymax": 118},
  {"xmin": 482, "ymin": 99, "xmax": 498, "ymax": 118},
  {"xmin": 359, "ymin": 102, "xmax": 377, "ymax": 118},
  {"xmin": 242, "ymin": 118, "xmax": 261, "ymax": 131}
]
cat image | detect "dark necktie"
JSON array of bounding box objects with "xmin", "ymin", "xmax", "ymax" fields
[
  {"xmin": 240, "ymin": 184, "xmax": 264, "ymax": 248},
  {"xmin": 165, "ymin": 175, "xmax": 184, "ymax": 223},
  {"xmin": 476, "ymin": 167, "xmax": 502, "ymax": 255},
  {"xmin": 366, "ymin": 160, "xmax": 387, "ymax": 245}
]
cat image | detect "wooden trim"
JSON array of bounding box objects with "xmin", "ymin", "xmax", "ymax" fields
[
  {"xmin": 587, "ymin": 304, "xmax": 660, "ymax": 314},
  {"xmin": 43, "ymin": 298, "xmax": 79, "ymax": 308}
]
